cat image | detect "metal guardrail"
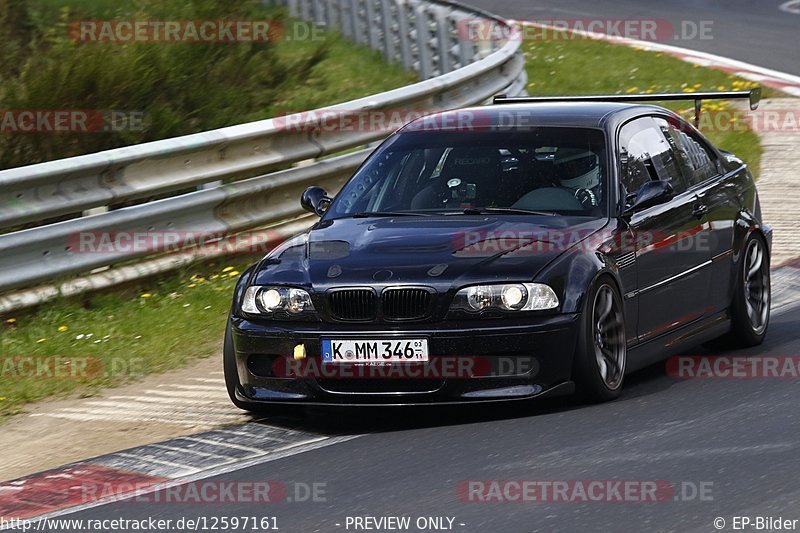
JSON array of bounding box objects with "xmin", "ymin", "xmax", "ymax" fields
[{"xmin": 0, "ymin": 0, "xmax": 526, "ymax": 312}]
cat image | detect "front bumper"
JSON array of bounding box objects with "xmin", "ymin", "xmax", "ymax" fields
[{"xmin": 230, "ymin": 314, "xmax": 580, "ymax": 406}]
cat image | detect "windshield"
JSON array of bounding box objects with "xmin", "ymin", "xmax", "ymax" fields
[{"xmin": 325, "ymin": 128, "xmax": 607, "ymax": 219}]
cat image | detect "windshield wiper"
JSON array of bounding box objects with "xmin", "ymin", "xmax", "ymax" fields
[
  {"xmin": 351, "ymin": 211, "xmax": 434, "ymax": 218},
  {"xmin": 461, "ymin": 207, "xmax": 558, "ymax": 216}
]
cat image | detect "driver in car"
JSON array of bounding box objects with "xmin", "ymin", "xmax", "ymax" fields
[{"xmin": 553, "ymin": 148, "xmax": 603, "ymax": 209}]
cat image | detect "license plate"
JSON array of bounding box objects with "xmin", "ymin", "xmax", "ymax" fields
[{"xmin": 321, "ymin": 339, "xmax": 429, "ymax": 363}]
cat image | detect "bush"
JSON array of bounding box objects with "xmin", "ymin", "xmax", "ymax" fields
[{"xmin": 0, "ymin": 0, "xmax": 415, "ymax": 168}]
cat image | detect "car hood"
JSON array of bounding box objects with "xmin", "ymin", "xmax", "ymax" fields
[{"xmin": 252, "ymin": 215, "xmax": 608, "ymax": 290}]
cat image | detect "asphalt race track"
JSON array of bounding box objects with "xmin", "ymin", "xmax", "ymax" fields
[{"xmin": 467, "ymin": 0, "xmax": 800, "ymax": 75}]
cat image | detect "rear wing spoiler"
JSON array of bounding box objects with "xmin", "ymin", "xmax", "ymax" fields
[{"xmin": 493, "ymin": 88, "xmax": 762, "ymax": 127}]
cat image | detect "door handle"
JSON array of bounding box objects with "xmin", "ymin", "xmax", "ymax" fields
[{"xmin": 692, "ymin": 203, "xmax": 708, "ymax": 218}]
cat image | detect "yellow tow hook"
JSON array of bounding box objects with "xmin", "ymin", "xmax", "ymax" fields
[{"xmin": 293, "ymin": 343, "xmax": 307, "ymax": 360}]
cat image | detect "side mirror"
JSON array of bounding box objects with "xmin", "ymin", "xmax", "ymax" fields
[
  {"xmin": 624, "ymin": 181, "xmax": 674, "ymax": 215},
  {"xmin": 301, "ymin": 186, "xmax": 332, "ymax": 217}
]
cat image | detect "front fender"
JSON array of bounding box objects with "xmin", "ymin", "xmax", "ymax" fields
[{"xmin": 535, "ymin": 248, "xmax": 624, "ymax": 315}]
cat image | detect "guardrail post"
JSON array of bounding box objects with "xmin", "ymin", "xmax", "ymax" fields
[
  {"xmin": 350, "ymin": 0, "xmax": 362, "ymax": 44},
  {"xmin": 285, "ymin": 0, "xmax": 302, "ymax": 18},
  {"xmin": 324, "ymin": 0, "xmax": 339, "ymax": 27},
  {"xmin": 413, "ymin": 2, "xmax": 433, "ymax": 79},
  {"xmin": 378, "ymin": 0, "xmax": 396, "ymax": 64},
  {"xmin": 312, "ymin": 0, "xmax": 326, "ymax": 25},
  {"xmin": 303, "ymin": 0, "xmax": 315, "ymax": 22},
  {"xmin": 393, "ymin": 0, "xmax": 413, "ymax": 69},
  {"xmin": 364, "ymin": 0, "xmax": 381, "ymax": 50},
  {"xmin": 339, "ymin": 0, "xmax": 353, "ymax": 37},
  {"xmin": 433, "ymin": 7, "xmax": 451, "ymax": 74}
]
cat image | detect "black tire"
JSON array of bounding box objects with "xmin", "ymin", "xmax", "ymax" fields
[
  {"xmin": 728, "ymin": 233, "xmax": 770, "ymax": 347},
  {"xmin": 572, "ymin": 277, "xmax": 627, "ymax": 403},
  {"xmin": 223, "ymin": 319, "xmax": 277, "ymax": 414}
]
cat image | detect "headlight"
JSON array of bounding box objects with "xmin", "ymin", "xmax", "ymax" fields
[
  {"xmin": 242, "ymin": 286, "xmax": 316, "ymax": 316},
  {"xmin": 451, "ymin": 283, "xmax": 559, "ymax": 312}
]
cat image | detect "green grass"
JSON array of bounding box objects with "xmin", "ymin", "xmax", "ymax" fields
[
  {"xmin": 32, "ymin": 0, "xmax": 120, "ymax": 17},
  {"xmin": 522, "ymin": 36, "xmax": 772, "ymax": 176},
  {"xmin": 0, "ymin": 261, "xmax": 248, "ymax": 419}
]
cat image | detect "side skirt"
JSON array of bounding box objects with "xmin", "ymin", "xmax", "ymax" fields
[{"xmin": 626, "ymin": 310, "xmax": 731, "ymax": 373}]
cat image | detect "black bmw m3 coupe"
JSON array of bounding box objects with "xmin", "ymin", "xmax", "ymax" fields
[{"xmin": 225, "ymin": 91, "xmax": 772, "ymax": 410}]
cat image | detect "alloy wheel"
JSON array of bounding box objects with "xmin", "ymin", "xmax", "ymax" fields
[
  {"xmin": 592, "ymin": 284, "xmax": 626, "ymax": 390},
  {"xmin": 743, "ymin": 238, "xmax": 770, "ymax": 334}
]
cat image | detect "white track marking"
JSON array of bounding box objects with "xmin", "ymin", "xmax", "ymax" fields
[
  {"xmin": 149, "ymin": 443, "xmax": 233, "ymax": 460},
  {"xmin": 45, "ymin": 406, "xmax": 243, "ymax": 420},
  {"xmin": 140, "ymin": 389, "xmax": 227, "ymax": 398},
  {"xmin": 106, "ymin": 395, "xmax": 226, "ymax": 405},
  {"xmin": 219, "ymin": 427, "xmax": 308, "ymax": 439},
  {"xmin": 114, "ymin": 452, "xmax": 205, "ymax": 475},
  {"xmin": 34, "ymin": 411, "xmax": 244, "ymax": 425},
  {"xmin": 28, "ymin": 412, "xmax": 238, "ymax": 426},
  {"xmin": 780, "ymin": 0, "xmax": 800, "ymax": 14},
  {"xmin": 180, "ymin": 437, "xmax": 269, "ymax": 455},
  {"xmin": 64, "ymin": 400, "xmax": 239, "ymax": 416},
  {"xmin": 156, "ymin": 384, "xmax": 224, "ymax": 392}
]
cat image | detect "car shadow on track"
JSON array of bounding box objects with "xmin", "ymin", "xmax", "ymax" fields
[
  {"xmin": 245, "ymin": 308, "xmax": 798, "ymax": 436},
  {"xmin": 253, "ymin": 363, "xmax": 682, "ymax": 436}
]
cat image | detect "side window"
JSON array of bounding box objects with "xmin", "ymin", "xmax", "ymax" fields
[
  {"xmin": 619, "ymin": 117, "xmax": 687, "ymax": 204},
  {"xmin": 655, "ymin": 117, "xmax": 719, "ymax": 187}
]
